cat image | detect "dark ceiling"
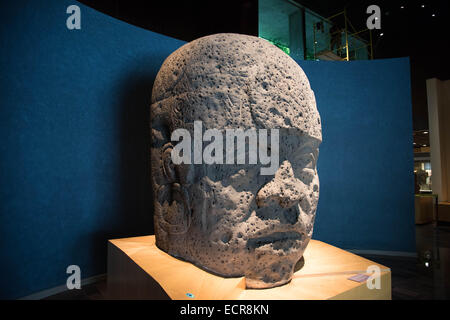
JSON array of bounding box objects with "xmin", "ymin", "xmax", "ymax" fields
[
  {"xmin": 78, "ymin": 0, "xmax": 450, "ymax": 131},
  {"xmin": 295, "ymin": 0, "xmax": 450, "ymax": 131},
  {"xmin": 76, "ymin": 0, "xmax": 259, "ymax": 41}
]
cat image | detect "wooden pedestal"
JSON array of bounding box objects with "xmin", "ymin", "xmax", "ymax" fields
[
  {"xmin": 107, "ymin": 235, "xmax": 391, "ymax": 300},
  {"xmin": 415, "ymin": 195, "xmax": 436, "ymax": 224},
  {"xmin": 438, "ymin": 202, "xmax": 450, "ymax": 222}
]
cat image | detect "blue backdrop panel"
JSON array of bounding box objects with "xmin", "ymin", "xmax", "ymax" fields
[
  {"xmin": 0, "ymin": 1, "xmax": 414, "ymax": 299},
  {"xmin": 298, "ymin": 59, "xmax": 415, "ymax": 253},
  {"xmin": 0, "ymin": 0, "xmax": 185, "ymax": 299}
]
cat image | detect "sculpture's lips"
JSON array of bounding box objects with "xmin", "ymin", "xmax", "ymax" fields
[{"xmin": 247, "ymin": 231, "xmax": 302, "ymax": 248}]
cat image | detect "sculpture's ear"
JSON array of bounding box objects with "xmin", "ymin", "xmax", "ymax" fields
[
  {"xmin": 151, "ymin": 114, "xmax": 192, "ymax": 238},
  {"xmin": 151, "ymin": 109, "xmax": 174, "ymax": 188},
  {"xmin": 162, "ymin": 143, "xmax": 176, "ymax": 183}
]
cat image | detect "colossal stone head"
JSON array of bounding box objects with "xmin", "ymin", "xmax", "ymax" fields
[{"xmin": 151, "ymin": 33, "xmax": 322, "ymax": 288}]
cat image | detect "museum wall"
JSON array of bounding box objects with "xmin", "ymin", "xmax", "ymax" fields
[
  {"xmin": 0, "ymin": 0, "xmax": 415, "ymax": 299},
  {"xmin": 0, "ymin": 0, "xmax": 184, "ymax": 299},
  {"xmin": 298, "ymin": 59, "xmax": 415, "ymax": 253}
]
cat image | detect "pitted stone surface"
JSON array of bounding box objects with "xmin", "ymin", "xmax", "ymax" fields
[
  {"xmin": 151, "ymin": 33, "xmax": 321, "ymax": 139},
  {"xmin": 151, "ymin": 33, "xmax": 322, "ymax": 288}
]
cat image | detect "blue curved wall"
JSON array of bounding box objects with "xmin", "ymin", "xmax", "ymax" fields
[
  {"xmin": 0, "ymin": 0, "xmax": 414, "ymax": 299},
  {"xmin": 298, "ymin": 59, "xmax": 415, "ymax": 252}
]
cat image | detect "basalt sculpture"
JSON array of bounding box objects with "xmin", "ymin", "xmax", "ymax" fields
[{"xmin": 150, "ymin": 33, "xmax": 322, "ymax": 289}]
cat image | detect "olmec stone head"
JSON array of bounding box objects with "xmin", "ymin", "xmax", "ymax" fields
[{"xmin": 151, "ymin": 33, "xmax": 322, "ymax": 288}]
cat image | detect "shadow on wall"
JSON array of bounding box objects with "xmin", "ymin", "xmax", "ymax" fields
[
  {"xmin": 117, "ymin": 71, "xmax": 155, "ymax": 236},
  {"xmin": 76, "ymin": 69, "xmax": 158, "ymax": 282}
]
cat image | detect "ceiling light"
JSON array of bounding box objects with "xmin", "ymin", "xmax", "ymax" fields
[
  {"xmin": 380, "ymin": 33, "xmax": 384, "ymax": 36},
  {"xmin": 421, "ymin": 5, "xmax": 425, "ymax": 8},
  {"xmin": 401, "ymin": 6, "xmax": 405, "ymax": 9},
  {"xmin": 432, "ymin": 14, "xmax": 436, "ymax": 17},
  {"xmin": 423, "ymin": 131, "xmax": 428, "ymax": 134}
]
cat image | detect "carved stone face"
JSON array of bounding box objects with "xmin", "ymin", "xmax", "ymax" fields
[{"xmin": 151, "ymin": 33, "xmax": 322, "ymax": 288}]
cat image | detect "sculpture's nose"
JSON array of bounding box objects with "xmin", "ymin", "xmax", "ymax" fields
[{"xmin": 256, "ymin": 160, "xmax": 307, "ymax": 209}]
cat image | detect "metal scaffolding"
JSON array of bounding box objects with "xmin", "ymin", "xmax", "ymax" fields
[{"xmin": 313, "ymin": 9, "xmax": 373, "ymax": 61}]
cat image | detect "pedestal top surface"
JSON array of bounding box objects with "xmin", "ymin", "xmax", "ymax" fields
[{"xmin": 109, "ymin": 235, "xmax": 391, "ymax": 300}]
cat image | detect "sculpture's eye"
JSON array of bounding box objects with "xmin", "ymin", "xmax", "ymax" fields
[
  {"xmin": 296, "ymin": 152, "xmax": 316, "ymax": 169},
  {"xmin": 295, "ymin": 167, "xmax": 316, "ymax": 186}
]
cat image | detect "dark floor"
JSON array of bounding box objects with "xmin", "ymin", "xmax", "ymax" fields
[
  {"xmin": 44, "ymin": 280, "xmax": 107, "ymax": 300},
  {"xmin": 45, "ymin": 222, "xmax": 450, "ymax": 300},
  {"xmin": 361, "ymin": 222, "xmax": 450, "ymax": 300}
]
